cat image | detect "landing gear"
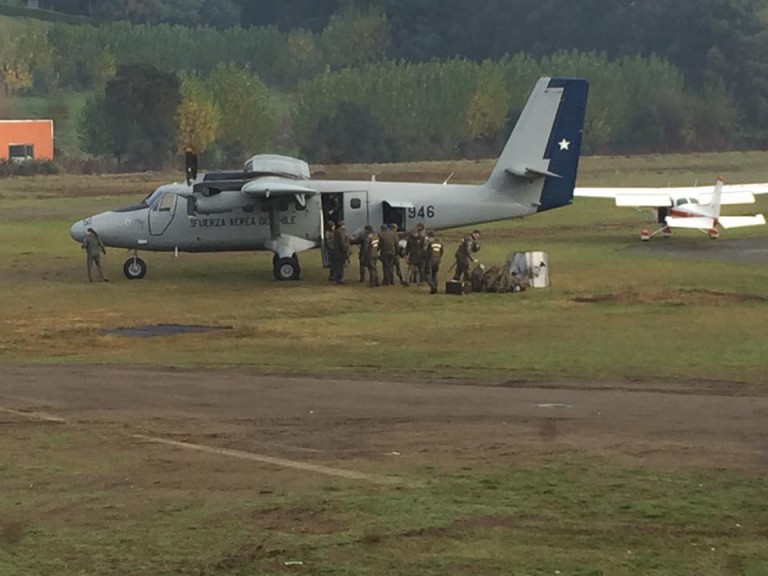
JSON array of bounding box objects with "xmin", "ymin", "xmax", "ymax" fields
[
  {"xmin": 640, "ymin": 226, "xmax": 671, "ymax": 241},
  {"xmin": 272, "ymin": 254, "xmax": 301, "ymax": 281},
  {"xmin": 708, "ymin": 227, "xmax": 720, "ymax": 239},
  {"xmin": 123, "ymin": 256, "xmax": 147, "ymax": 280}
]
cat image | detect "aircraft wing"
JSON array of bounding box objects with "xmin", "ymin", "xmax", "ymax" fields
[
  {"xmin": 241, "ymin": 176, "xmax": 317, "ymax": 198},
  {"xmin": 575, "ymin": 187, "xmax": 673, "ymax": 207},
  {"xmin": 576, "ymin": 184, "xmax": 765, "ymax": 207}
]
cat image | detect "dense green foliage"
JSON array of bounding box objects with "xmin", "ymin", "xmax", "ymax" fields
[{"xmin": 3, "ymin": 0, "xmax": 768, "ymax": 166}]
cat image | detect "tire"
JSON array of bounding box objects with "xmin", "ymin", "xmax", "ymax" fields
[
  {"xmin": 274, "ymin": 256, "xmax": 300, "ymax": 281},
  {"xmin": 123, "ymin": 257, "xmax": 147, "ymax": 280}
]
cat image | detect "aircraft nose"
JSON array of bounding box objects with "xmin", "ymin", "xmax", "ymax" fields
[{"xmin": 70, "ymin": 220, "xmax": 86, "ymax": 243}]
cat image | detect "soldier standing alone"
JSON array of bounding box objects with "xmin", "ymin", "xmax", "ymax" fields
[
  {"xmin": 424, "ymin": 230, "xmax": 444, "ymax": 294},
  {"xmin": 82, "ymin": 227, "xmax": 108, "ymax": 282}
]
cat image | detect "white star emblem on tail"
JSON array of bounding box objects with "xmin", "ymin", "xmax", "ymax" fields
[{"xmin": 558, "ymin": 138, "xmax": 570, "ymax": 151}]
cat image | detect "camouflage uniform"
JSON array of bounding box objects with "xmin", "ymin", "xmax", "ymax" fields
[
  {"xmin": 82, "ymin": 228, "xmax": 108, "ymax": 282},
  {"xmin": 424, "ymin": 232, "xmax": 444, "ymax": 294},
  {"xmin": 453, "ymin": 230, "xmax": 481, "ymax": 282},
  {"xmin": 330, "ymin": 221, "xmax": 350, "ymax": 284},
  {"xmin": 324, "ymin": 222, "xmax": 335, "ymax": 280},
  {"xmin": 405, "ymin": 224, "xmax": 426, "ymax": 284},
  {"xmin": 361, "ymin": 225, "xmax": 380, "ymax": 286},
  {"xmin": 378, "ymin": 224, "xmax": 397, "ymax": 285},
  {"xmin": 390, "ymin": 224, "xmax": 407, "ymax": 285}
]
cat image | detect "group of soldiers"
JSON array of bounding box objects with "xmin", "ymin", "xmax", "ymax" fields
[{"xmin": 325, "ymin": 220, "xmax": 481, "ymax": 294}]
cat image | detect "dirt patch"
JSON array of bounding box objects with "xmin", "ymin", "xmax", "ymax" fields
[
  {"xmin": 0, "ymin": 365, "xmax": 766, "ymax": 477},
  {"xmin": 103, "ymin": 324, "xmax": 232, "ymax": 338},
  {"xmin": 572, "ymin": 288, "xmax": 767, "ymax": 305},
  {"xmin": 0, "ymin": 519, "xmax": 27, "ymax": 546}
]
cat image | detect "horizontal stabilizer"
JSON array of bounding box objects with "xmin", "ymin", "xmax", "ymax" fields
[
  {"xmin": 718, "ymin": 214, "xmax": 766, "ymax": 229},
  {"xmin": 664, "ymin": 216, "xmax": 715, "ymax": 229},
  {"xmin": 615, "ymin": 193, "xmax": 673, "ymax": 207},
  {"xmin": 505, "ymin": 165, "xmax": 562, "ymax": 180}
]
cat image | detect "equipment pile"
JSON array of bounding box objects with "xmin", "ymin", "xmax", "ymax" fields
[{"xmin": 469, "ymin": 251, "xmax": 549, "ymax": 293}]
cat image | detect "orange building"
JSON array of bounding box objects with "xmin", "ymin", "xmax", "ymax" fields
[{"xmin": 0, "ymin": 120, "xmax": 54, "ymax": 161}]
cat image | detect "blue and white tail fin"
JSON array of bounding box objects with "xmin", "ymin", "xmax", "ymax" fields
[{"xmin": 486, "ymin": 77, "xmax": 589, "ymax": 212}]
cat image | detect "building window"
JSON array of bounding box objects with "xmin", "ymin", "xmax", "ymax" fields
[{"xmin": 8, "ymin": 144, "xmax": 34, "ymax": 161}]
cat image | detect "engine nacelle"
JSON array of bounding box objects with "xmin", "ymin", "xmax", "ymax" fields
[
  {"xmin": 194, "ymin": 191, "xmax": 249, "ymax": 214},
  {"xmin": 244, "ymin": 154, "xmax": 310, "ymax": 180}
]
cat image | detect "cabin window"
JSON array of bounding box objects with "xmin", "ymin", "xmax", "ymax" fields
[{"xmin": 350, "ymin": 198, "xmax": 362, "ymax": 209}]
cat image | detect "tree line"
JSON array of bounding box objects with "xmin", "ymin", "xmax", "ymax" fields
[{"xmin": 75, "ymin": 53, "xmax": 737, "ymax": 170}]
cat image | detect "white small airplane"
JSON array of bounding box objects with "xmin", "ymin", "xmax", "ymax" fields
[{"xmin": 575, "ymin": 178, "xmax": 768, "ymax": 240}]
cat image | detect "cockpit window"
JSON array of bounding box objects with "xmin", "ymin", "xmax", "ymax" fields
[
  {"xmin": 675, "ymin": 197, "xmax": 698, "ymax": 207},
  {"xmin": 154, "ymin": 193, "xmax": 175, "ymax": 212},
  {"xmin": 143, "ymin": 188, "xmax": 167, "ymax": 207}
]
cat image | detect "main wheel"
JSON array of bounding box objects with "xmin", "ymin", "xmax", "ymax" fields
[
  {"xmin": 273, "ymin": 256, "xmax": 300, "ymax": 281},
  {"xmin": 123, "ymin": 257, "xmax": 147, "ymax": 280}
]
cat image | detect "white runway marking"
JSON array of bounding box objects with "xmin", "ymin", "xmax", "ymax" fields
[
  {"xmin": 1, "ymin": 403, "xmax": 397, "ymax": 485},
  {"xmin": 131, "ymin": 433, "xmax": 399, "ymax": 485},
  {"xmin": 0, "ymin": 406, "xmax": 67, "ymax": 423}
]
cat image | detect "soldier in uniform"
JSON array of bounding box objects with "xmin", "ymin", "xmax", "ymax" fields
[
  {"xmin": 350, "ymin": 230, "xmax": 367, "ymax": 283},
  {"xmin": 378, "ymin": 224, "xmax": 397, "ymax": 285},
  {"xmin": 362, "ymin": 225, "xmax": 380, "ymax": 287},
  {"xmin": 81, "ymin": 227, "xmax": 108, "ymax": 282},
  {"xmin": 453, "ymin": 229, "xmax": 481, "ymax": 282},
  {"xmin": 389, "ymin": 223, "xmax": 408, "ymax": 286},
  {"xmin": 330, "ymin": 220, "xmax": 350, "ymax": 284},
  {"xmin": 424, "ymin": 229, "xmax": 444, "ymax": 294},
  {"xmin": 324, "ymin": 221, "xmax": 335, "ymax": 281},
  {"xmin": 405, "ymin": 222, "xmax": 426, "ymax": 284}
]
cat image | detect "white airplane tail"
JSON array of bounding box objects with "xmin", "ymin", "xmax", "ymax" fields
[
  {"xmin": 710, "ymin": 177, "xmax": 724, "ymax": 216},
  {"xmin": 486, "ymin": 77, "xmax": 589, "ymax": 212}
]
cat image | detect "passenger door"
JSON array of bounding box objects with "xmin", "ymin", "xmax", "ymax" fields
[{"xmin": 343, "ymin": 191, "xmax": 369, "ymax": 236}]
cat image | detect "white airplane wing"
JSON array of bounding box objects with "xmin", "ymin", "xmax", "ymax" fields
[
  {"xmin": 575, "ymin": 187, "xmax": 673, "ymax": 207},
  {"xmin": 576, "ymin": 183, "xmax": 768, "ymax": 207},
  {"xmin": 718, "ymin": 214, "xmax": 766, "ymax": 228}
]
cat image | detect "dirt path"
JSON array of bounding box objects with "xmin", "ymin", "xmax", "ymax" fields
[{"xmin": 0, "ymin": 365, "xmax": 765, "ymax": 475}]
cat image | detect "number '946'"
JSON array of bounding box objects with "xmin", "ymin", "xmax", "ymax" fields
[{"xmin": 408, "ymin": 205, "xmax": 435, "ymax": 219}]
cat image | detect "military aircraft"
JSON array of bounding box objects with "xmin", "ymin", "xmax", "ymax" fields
[
  {"xmin": 70, "ymin": 76, "xmax": 589, "ymax": 281},
  {"xmin": 575, "ymin": 178, "xmax": 768, "ymax": 240}
]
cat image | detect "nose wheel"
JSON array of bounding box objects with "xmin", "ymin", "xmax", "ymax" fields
[
  {"xmin": 272, "ymin": 254, "xmax": 301, "ymax": 281},
  {"xmin": 123, "ymin": 256, "xmax": 147, "ymax": 280}
]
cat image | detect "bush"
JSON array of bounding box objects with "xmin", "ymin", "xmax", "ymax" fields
[{"xmin": 0, "ymin": 160, "xmax": 58, "ymax": 177}]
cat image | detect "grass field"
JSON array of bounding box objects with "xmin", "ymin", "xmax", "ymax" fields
[
  {"xmin": 1, "ymin": 152, "xmax": 767, "ymax": 383},
  {"xmin": 1, "ymin": 152, "xmax": 767, "ymax": 576}
]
